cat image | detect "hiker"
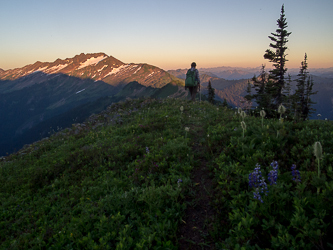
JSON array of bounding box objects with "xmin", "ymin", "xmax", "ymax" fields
[{"xmin": 185, "ymin": 62, "xmax": 200, "ymax": 101}]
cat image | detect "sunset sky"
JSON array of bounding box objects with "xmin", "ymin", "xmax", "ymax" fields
[{"xmin": 1, "ymin": 0, "xmax": 332, "ymax": 71}]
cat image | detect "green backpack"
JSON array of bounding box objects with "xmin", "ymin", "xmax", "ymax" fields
[{"xmin": 185, "ymin": 69, "xmax": 198, "ymax": 87}]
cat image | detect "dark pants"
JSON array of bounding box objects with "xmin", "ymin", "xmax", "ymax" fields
[{"xmin": 188, "ymin": 85, "xmax": 198, "ymax": 101}]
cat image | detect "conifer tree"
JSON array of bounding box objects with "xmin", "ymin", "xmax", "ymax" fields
[
  {"xmin": 207, "ymin": 80, "xmax": 215, "ymax": 104},
  {"xmin": 264, "ymin": 4, "xmax": 292, "ymax": 110},
  {"xmin": 222, "ymin": 98, "xmax": 228, "ymax": 107},
  {"xmin": 243, "ymin": 80, "xmax": 253, "ymax": 110},
  {"xmin": 294, "ymin": 53, "xmax": 317, "ymax": 121},
  {"xmin": 282, "ymin": 74, "xmax": 293, "ymax": 114},
  {"xmin": 304, "ymin": 75, "xmax": 317, "ymax": 119},
  {"xmin": 250, "ymin": 65, "xmax": 273, "ymax": 113}
]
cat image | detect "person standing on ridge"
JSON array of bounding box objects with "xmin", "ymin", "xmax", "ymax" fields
[{"xmin": 185, "ymin": 62, "xmax": 200, "ymax": 101}]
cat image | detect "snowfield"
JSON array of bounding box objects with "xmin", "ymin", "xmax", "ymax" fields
[
  {"xmin": 133, "ymin": 66, "xmax": 142, "ymax": 74},
  {"xmin": 78, "ymin": 55, "xmax": 107, "ymax": 70},
  {"xmin": 45, "ymin": 64, "xmax": 69, "ymax": 74},
  {"xmin": 97, "ymin": 65, "xmax": 108, "ymax": 72},
  {"xmin": 103, "ymin": 64, "xmax": 131, "ymax": 78}
]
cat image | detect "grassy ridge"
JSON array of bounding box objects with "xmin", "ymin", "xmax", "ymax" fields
[{"xmin": 1, "ymin": 98, "xmax": 333, "ymax": 249}]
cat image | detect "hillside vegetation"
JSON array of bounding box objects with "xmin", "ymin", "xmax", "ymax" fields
[{"xmin": 1, "ymin": 97, "xmax": 333, "ymax": 249}]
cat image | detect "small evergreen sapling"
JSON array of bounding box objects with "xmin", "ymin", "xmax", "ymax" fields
[
  {"xmin": 207, "ymin": 80, "xmax": 215, "ymax": 104},
  {"xmin": 294, "ymin": 53, "xmax": 318, "ymax": 121}
]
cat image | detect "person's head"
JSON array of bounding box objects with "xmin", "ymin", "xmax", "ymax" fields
[{"xmin": 191, "ymin": 62, "xmax": 196, "ymax": 68}]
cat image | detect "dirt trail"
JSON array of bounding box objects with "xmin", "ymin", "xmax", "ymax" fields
[{"xmin": 178, "ymin": 126, "xmax": 216, "ymax": 249}]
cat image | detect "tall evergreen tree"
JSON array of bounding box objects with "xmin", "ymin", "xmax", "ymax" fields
[
  {"xmin": 264, "ymin": 4, "xmax": 292, "ymax": 110},
  {"xmin": 207, "ymin": 80, "xmax": 215, "ymax": 104}
]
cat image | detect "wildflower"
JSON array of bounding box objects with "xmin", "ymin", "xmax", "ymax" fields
[
  {"xmin": 313, "ymin": 142, "xmax": 322, "ymax": 160},
  {"xmin": 268, "ymin": 161, "xmax": 278, "ymax": 185},
  {"xmin": 241, "ymin": 121, "xmax": 246, "ymax": 130},
  {"xmin": 291, "ymin": 164, "xmax": 301, "ymax": 182},
  {"xmin": 260, "ymin": 110, "xmax": 266, "ymax": 118},
  {"xmin": 249, "ymin": 164, "xmax": 268, "ymax": 202},
  {"xmin": 180, "ymin": 106, "xmax": 184, "ymax": 113},
  {"xmin": 253, "ymin": 188, "xmax": 263, "ymax": 203},
  {"xmin": 278, "ymin": 104, "xmax": 286, "ymax": 114},
  {"xmin": 248, "ymin": 164, "xmax": 262, "ymax": 188},
  {"xmin": 185, "ymin": 127, "xmax": 190, "ymax": 132},
  {"xmin": 207, "ymin": 134, "xmax": 209, "ymax": 137},
  {"xmin": 317, "ymin": 114, "xmax": 322, "ymax": 117},
  {"xmin": 240, "ymin": 111, "xmax": 246, "ymax": 120},
  {"xmin": 259, "ymin": 177, "xmax": 268, "ymax": 196},
  {"xmin": 217, "ymin": 108, "xmax": 219, "ymax": 111},
  {"xmin": 241, "ymin": 121, "xmax": 246, "ymax": 137},
  {"xmin": 177, "ymin": 178, "xmax": 182, "ymax": 188},
  {"xmin": 146, "ymin": 147, "xmax": 150, "ymax": 154}
]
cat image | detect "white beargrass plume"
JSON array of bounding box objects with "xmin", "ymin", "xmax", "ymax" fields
[
  {"xmin": 241, "ymin": 121, "xmax": 246, "ymax": 138},
  {"xmin": 313, "ymin": 141, "xmax": 323, "ymax": 195},
  {"xmin": 180, "ymin": 106, "xmax": 184, "ymax": 114},
  {"xmin": 185, "ymin": 127, "xmax": 190, "ymax": 141},
  {"xmin": 278, "ymin": 104, "xmax": 286, "ymax": 120},
  {"xmin": 240, "ymin": 111, "xmax": 246, "ymax": 121},
  {"xmin": 260, "ymin": 110, "xmax": 266, "ymax": 128}
]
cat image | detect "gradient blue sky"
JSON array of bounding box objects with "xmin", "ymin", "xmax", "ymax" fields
[{"xmin": 1, "ymin": 0, "xmax": 332, "ymax": 70}]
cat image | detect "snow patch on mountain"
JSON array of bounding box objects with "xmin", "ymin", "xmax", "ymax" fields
[
  {"xmin": 45, "ymin": 64, "xmax": 69, "ymax": 74},
  {"xmin": 78, "ymin": 55, "xmax": 107, "ymax": 69},
  {"xmin": 97, "ymin": 65, "xmax": 108, "ymax": 72},
  {"xmin": 133, "ymin": 66, "xmax": 142, "ymax": 74},
  {"xmin": 103, "ymin": 64, "xmax": 131, "ymax": 78},
  {"xmin": 33, "ymin": 66, "xmax": 48, "ymax": 74},
  {"xmin": 76, "ymin": 89, "xmax": 86, "ymax": 94},
  {"xmin": 146, "ymin": 72, "xmax": 154, "ymax": 78}
]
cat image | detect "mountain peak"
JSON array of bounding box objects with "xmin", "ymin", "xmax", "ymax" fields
[{"xmin": 0, "ymin": 52, "xmax": 183, "ymax": 89}]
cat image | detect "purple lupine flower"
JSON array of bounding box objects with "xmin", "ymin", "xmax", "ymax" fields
[
  {"xmin": 259, "ymin": 177, "xmax": 268, "ymax": 195},
  {"xmin": 253, "ymin": 188, "xmax": 263, "ymax": 203},
  {"xmin": 177, "ymin": 178, "xmax": 183, "ymax": 188},
  {"xmin": 146, "ymin": 147, "xmax": 150, "ymax": 154},
  {"xmin": 291, "ymin": 164, "xmax": 301, "ymax": 182},
  {"xmin": 268, "ymin": 161, "xmax": 278, "ymax": 185},
  {"xmin": 248, "ymin": 164, "xmax": 262, "ymax": 188},
  {"xmin": 249, "ymin": 164, "xmax": 268, "ymax": 203}
]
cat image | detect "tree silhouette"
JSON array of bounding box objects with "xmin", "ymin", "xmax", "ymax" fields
[
  {"xmin": 294, "ymin": 53, "xmax": 317, "ymax": 120},
  {"xmin": 207, "ymin": 80, "xmax": 215, "ymax": 104},
  {"xmin": 264, "ymin": 4, "xmax": 292, "ymax": 110}
]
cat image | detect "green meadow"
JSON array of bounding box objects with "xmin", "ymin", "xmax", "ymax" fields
[{"xmin": 1, "ymin": 98, "xmax": 333, "ymax": 249}]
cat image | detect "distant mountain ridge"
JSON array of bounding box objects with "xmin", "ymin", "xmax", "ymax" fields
[
  {"xmin": 168, "ymin": 66, "xmax": 333, "ymax": 80},
  {"xmin": 0, "ymin": 53, "xmax": 182, "ymax": 89}
]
